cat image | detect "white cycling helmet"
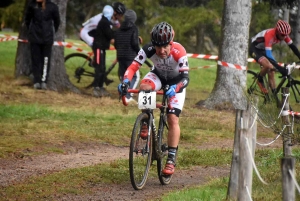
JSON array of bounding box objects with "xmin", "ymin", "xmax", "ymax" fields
[{"xmin": 103, "ymin": 5, "xmax": 114, "ymax": 21}]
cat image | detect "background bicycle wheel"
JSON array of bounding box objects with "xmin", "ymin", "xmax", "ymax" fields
[{"xmin": 64, "ymin": 53, "xmax": 94, "ymax": 89}]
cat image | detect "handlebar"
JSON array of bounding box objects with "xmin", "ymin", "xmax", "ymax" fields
[{"xmin": 120, "ymin": 85, "xmax": 170, "ymax": 106}]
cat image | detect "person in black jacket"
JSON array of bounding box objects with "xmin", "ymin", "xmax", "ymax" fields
[
  {"xmin": 25, "ymin": 0, "xmax": 60, "ymax": 90},
  {"xmin": 114, "ymin": 9, "xmax": 140, "ymax": 102},
  {"xmin": 92, "ymin": 5, "xmax": 115, "ymax": 97}
]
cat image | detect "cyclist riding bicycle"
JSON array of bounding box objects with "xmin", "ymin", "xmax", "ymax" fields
[
  {"xmin": 118, "ymin": 22, "xmax": 189, "ymax": 175},
  {"xmin": 249, "ymin": 20, "xmax": 300, "ymax": 93}
]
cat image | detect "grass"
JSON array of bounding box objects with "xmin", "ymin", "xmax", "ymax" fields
[{"xmin": 1, "ymin": 31, "xmax": 300, "ymax": 200}]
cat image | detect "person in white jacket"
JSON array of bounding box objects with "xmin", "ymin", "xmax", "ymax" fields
[{"xmin": 79, "ymin": 2, "xmax": 126, "ymax": 47}]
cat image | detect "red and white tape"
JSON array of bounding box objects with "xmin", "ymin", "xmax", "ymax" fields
[
  {"xmin": 186, "ymin": 53, "xmax": 257, "ymax": 63},
  {"xmin": 217, "ymin": 60, "xmax": 247, "ymax": 71},
  {"xmin": 0, "ymin": 34, "xmax": 284, "ymax": 68},
  {"xmin": 0, "ymin": 34, "xmax": 114, "ymax": 49},
  {"xmin": 288, "ymin": 110, "xmax": 300, "ymax": 116}
]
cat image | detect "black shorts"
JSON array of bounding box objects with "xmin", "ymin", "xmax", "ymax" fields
[{"xmin": 249, "ymin": 44, "xmax": 266, "ymax": 63}]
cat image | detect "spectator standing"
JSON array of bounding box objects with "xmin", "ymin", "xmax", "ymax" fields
[
  {"xmin": 92, "ymin": 5, "xmax": 115, "ymax": 97},
  {"xmin": 25, "ymin": 0, "xmax": 60, "ymax": 90},
  {"xmin": 79, "ymin": 2, "xmax": 126, "ymax": 47},
  {"xmin": 114, "ymin": 9, "xmax": 140, "ymax": 102}
]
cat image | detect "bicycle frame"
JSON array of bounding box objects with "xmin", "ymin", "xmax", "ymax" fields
[
  {"xmin": 122, "ymin": 88, "xmax": 169, "ymax": 159},
  {"xmin": 248, "ymin": 67, "xmax": 300, "ymax": 106},
  {"xmin": 122, "ymin": 86, "xmax": 172, "ymax": 190},
  {"xmin": 275, "ymin": 74, "xmax": 300, "ymax": 103}
]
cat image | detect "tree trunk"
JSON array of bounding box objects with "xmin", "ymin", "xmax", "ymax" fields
[
  {"xmin": 201, "ymin": 0, "xmax": 251, "ymax": 110},
  {"xmin": 15, "ymin": 0, "xmax": 31, "ymax": 77},
  {"xmin": 49, "ymin": 0, "xmax": 78, "ymax": 92},
  {"xmin": 195, "ymin": 24, "xmax": 204, "ymax": 54},
  {"xmin": 295, "ymin": 5, "xmax": 300, "ymax": 47},
  {"xmin": 15, "ymin": 0, "xmax": 79, "ymax": 93}
]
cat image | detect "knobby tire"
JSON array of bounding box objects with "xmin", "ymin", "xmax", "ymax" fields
[
  {"xmin": 156, "ymin": 113, "xmax": 172, "ymax": 185},
  {"xmin": 129, "ymin": 113, "xmax": 152, "ymax": 190}
]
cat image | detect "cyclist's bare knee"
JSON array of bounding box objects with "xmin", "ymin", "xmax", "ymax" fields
[{"xmin": 140, "ymin": 83, "xmax": 152, "ymax": 91}]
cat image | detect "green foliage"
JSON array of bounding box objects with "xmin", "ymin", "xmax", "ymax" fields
[
  {"xmin": 0, "ymin": 0, "xmax": 26, "ymax": 31},
  {"xmin": 250, "ymin": 2, "xmax": 276, "ymax": 37}
]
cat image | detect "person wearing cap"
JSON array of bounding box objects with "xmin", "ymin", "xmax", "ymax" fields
[
  {"xmin": 114, "ymin": 9, "xmax": 140, "ymax": 103},
  {"xmin": 92, "ymin": 5, "xmax": 115, "ymax": 97}
]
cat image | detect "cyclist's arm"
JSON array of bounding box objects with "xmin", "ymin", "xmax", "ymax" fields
[
  {"xmin": 265, "ymin": 49, "xmax": 276, "ymax": 61},
  {"xmin": 174, "ymin": 73, "xmax": 189, "ymax": 93},
  {"xmin": 174, "ymin": 55, "xmax": 189, "ymax": 93},
  {"xmin": 288, "ymin": 43, "xmax": 300, "ymax": 60},
  {"xmin": 124, "ymin": 44, "xmax": 154, "ymax": 81},
  {"xmin": 123, "ymin": 61, "xmax": 141, "ymax": 81},
  {"xmin": 264, "ymin": 30, "xmax": 276, "ymax": 61}
]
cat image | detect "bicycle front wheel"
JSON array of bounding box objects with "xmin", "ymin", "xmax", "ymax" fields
[
  {"xmin": 64, "ymin": 53, "xmax": 94, "ymax": 89},
  {"xmin": 156, "ymin": 113, "xmax": 172, "ymax": 185},
  {"xmin": 247, "ymin": 70, "xmax": 280, "ymax": 128},
  {"xmin": 129, "ymin": 112, "xmax": 152, "ymax": 190}
]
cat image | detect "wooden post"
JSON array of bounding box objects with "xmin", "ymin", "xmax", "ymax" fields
[
  {"xmin": 281, "ymin": 87, "xmax": 292, "ymax": 156},
  {"xmin": 281, "ymin": 157, "xmax": 295, "ymax": 201},
  {"xmin": 227, "ymin": 98, "xmax": 257, "ymax": 201},
  {"xmin": 238, "ymin": 106, "xmax": 253, "ymax": 201},
  {"xmin": 227, "ymin": 109, "xmax": 241, "ymax": 200}
]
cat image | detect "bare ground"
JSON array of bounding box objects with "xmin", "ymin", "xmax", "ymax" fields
[
  {"xmin": 0, "ymin": 143, "xmax": 230, "ymax": 201},
  {"xmin": 0, "ymin": 138, "xmax": 282, "ymax": 201},
  {"xmin": 0, "ymin": 80, "xmax": 283, "ymax": 200}
]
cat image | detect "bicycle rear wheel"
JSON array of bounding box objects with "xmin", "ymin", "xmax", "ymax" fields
[
  {"xmin": 156, "ymin": 113, "xmax": 172, "ymax": 185},
  {"xmin": 64, "ymin": 53, "xmax": 94, "ymax": 89},
  {"xmin": 129, "ymin": 112, "xmax": 152, "ymax": 190}
]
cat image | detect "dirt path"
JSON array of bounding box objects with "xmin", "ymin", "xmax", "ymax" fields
[
  {"xmin": 56, "ymin": 166, "xmax": 229, "ymax": 201},
  {"xmin": 0, "ymin": 142, "xmax": 232, "ymax": 200},
  {"xmin": 0, "ymin": 137, "xmax": 282, "ymax": 200},
  {"xmin": 0, "ymin": 143, "xmax": 128, "ymax": 187}
]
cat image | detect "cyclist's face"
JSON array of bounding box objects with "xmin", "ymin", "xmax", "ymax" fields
[
  {"xmin": 155, "ymin": 44, "xmax": 171, "ymax": 59},
  {"xmin": 276, "ymin": 30, "xmax": 287, "ymax": 40}
]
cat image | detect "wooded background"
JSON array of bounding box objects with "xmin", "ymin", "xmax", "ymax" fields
[
  {"xmin": 1, "ymin": 0, "xmax": 299, "ymax": 54},
  {"xmin": 0, "ymin": 0, "xmax": 299, "ymax": 109}
]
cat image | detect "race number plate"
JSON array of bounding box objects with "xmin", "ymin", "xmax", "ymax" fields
[{"xmin": 138, "ymin": 91, "xmax": 156, "ymax": 109}]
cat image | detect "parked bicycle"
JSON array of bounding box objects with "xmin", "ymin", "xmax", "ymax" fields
[
  {"xmin": 120, "ymin": 85, "xmax": 173, "ymax": 190},
  {"xmin": 64, "ymin": 52, "xmax": 117, "ymax": 89}
]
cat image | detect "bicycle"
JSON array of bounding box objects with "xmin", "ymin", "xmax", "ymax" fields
[
  {"xmin": 247, "ymin": 62, "xmax": 300, "ymax": 111},
  {"xmin": 120, "ymin": 85, "xmax": 173, "ymax": 190},
  {"xmin": 64, "ymin": 52, "xmax": 117, "ymax": 89},
  {"xmin": 246, "ymin": 62, "xmax": 300, "ymax": 144}
]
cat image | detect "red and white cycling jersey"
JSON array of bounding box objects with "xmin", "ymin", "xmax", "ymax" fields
[
  {"xmin": 124, "ymin": 42, "xmax": 189, "ymax": 85},
  {"xmin": 251, "ymin": 28, "xmax": 292, "ymax": 51},
  {"xmin": 124, "ymin": 42, "xmax": 189, "ymax": 113}
]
